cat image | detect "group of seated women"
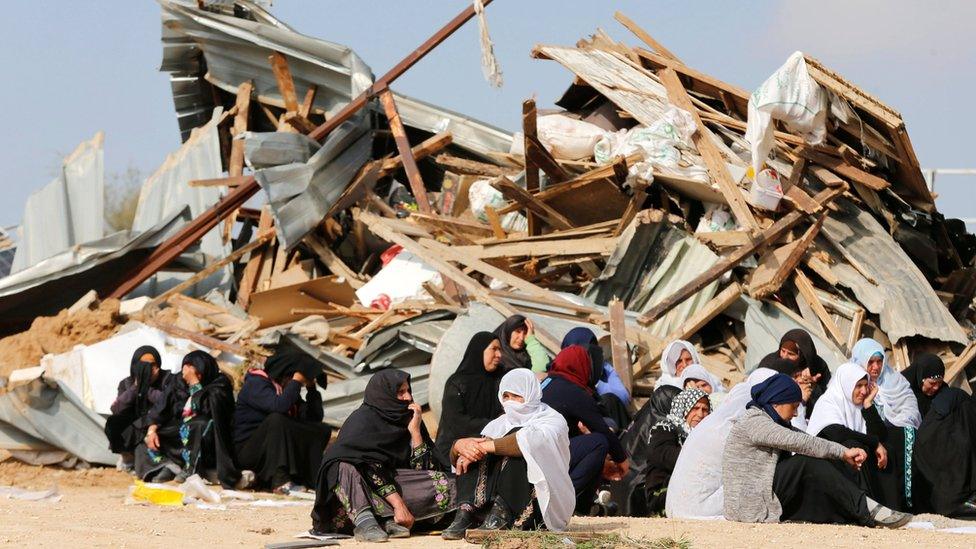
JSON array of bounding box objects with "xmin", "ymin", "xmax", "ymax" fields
[
  {"xmin": 105, "ymin": 314, "xmax": 976, "ymax": 543},
  {"xmin": 105, "ymin": 346, "xmax": 332, "ymax": 493}
]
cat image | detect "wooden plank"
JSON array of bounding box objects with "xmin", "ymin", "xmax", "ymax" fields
[
  {"xmin": 378, "ymin": 88, "xmax": 432, "ymax": 214},
  {"xmin": 282, "ymin": 112, "xmax": 318, "ymax": 133},
  {"xmin": 891, "ymin": 339, "xmax": 911, "ymax": 372},
  {"xmin": 225, "ymin": 81, "xmax": 253, "ymax": 244},
  {"xmin": 237, "ymin": 207, "xmax": 274, "ymax": 308},
  {"xmin": 846, "ymin": 308, "xmax": 865, "ymax": 353},
  {"xmin": 455, "ymin": 237, "xmax": 617, "ymax": 259},
  {"xmin": 793, "ymin": 270, "xmax": 847, "ymax": 350},
  {"xmin": 637, "ymin": 185, "xmax": 843, "ymax": 325},
  {"xmin": 800, "ymin": 148, "xmax": 890, "ymax": 191},
  {"xmin": 433, "ymin": 154, "xmax": 516, "ymax": 177},
  {"xmin": 748, "ymin": 212, "xmax": 826, "ymax": 298},
  {"xmin": 299, "ymin": 84, "xmax": 318, "ymax": 118},
  {"xmin": 523, "ymin": 99, "xmax": 541, "ymax": 236},
  {"xmin": 147, "ymin": 229, "xmax": 274, "ymax": 311},
  {"xmin": 804, "ymin": 253, "xmax": 840, "ymax": 286},
  {"xmin": 492, "ymin": 177, "xmax": 574, "ymax": 230},
  {"xmin": 694, "ymin": 230, "xmax": 754, "ymax": 249},
  {"xmin": 613, "ymin": 11, "xmax": 681, "ymax": 62},
  {"xmin": 484, "ymin": 206, "xmax": 506, "ymax": 240},
  {"xmin": 608, "ymin": 298, "xmax": 633, "ymax": 393},
  {"xmin": 525, "ymin": 134, "xmax": 571, "ymax": 184},
  {"xmin": 946, "ymin": 342, "xmax": 976, "ymax": 384},
  {"xmin": 268, "ymin": 51, "xmax": 300, "ymax": 113},
  {"xmin": 189, "ymin": 175, "xmax": 251, "ymax": 188},
  {"xmin": 146, "ymin": 320, "xmax": 267, "ymax": 362},
  {"xmin": 635, "ymin": 281, "xmax": 743, "ymax": 377},
  {"xmin": 408, "ymin": 212, "xmax": 494, "ymax": 239},
  {"xmin": 658, "ymin": 67, "xmax": 759, "ymax": 232},
  {"xmin": 378, "ymin": 132, "xmax": 453, "ymax": 177}
]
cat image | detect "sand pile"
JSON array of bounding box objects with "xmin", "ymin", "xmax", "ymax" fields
[{"xmin": 0, "ymin": 299, "xmax": 125, "ymax": 378}]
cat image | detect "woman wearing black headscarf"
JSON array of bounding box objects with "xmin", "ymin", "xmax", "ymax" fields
[
  {"xmin": 434, "ymin": 332, "xmax": 503, "ymax": 465},
  {"xmin": 104, "ymin": 346, "xmax": 175, "ymax": 470},
  {"xmin": 493, "ymin": 315, "xmax": 547, "ymax": 371},
  {"xmin": 310, "ymin": 370, "xmax": 455, "ymax": 543},
  {"xmin": 137, "ymin": 351, "xmax": 240, "ymax": 488},
  {"xmin": 759, "ymin": 331, "xmax": 830, "ymax": 430},
  {"xmin": 905, "ymin": 354, "xmax": 976, "ymax": 517},
  {"xmin": 234, "ymin": 348, "xmax": 332, "ymax": 493}
]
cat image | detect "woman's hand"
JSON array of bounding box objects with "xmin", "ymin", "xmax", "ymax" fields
[
  {"xmin": 577, "ymin": 421, "xmax": 591, "ymax": 435},
  {"xmin": 407, "ymin": 403, "xmax": 423, "ymax": 434},
  {"xmin": 145, "ymin": 425, "xmax": 160, "ymax": 451},
  {"xmin": 386, "ymin": 492, "xmax": 414, "ymax": 529},
  {"xmin": 875, "ymin": 443, "xmax": 888, "ymax": 470},
  {"xmin": 292, "ymin": 371, "xmax": 308, "ymax": 385},
  {"xmin": 842, "ymin": 447, "xmax": 867, "ymax": 471},
  {"xmin": 864, "ymin": 382, "xmax": 879, "ymax": 408},
  {"xmin": 453, "ymin": 438, "xmax": 487, "ymax": 462},
  {"xmin": 524, "ymin": 317, "xmax": 535, "ymax": 337}
]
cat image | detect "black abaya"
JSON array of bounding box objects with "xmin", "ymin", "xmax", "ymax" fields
[
  {"xmin": 434, "ymin": 332, "xmax": 503, "ymax": 464},
  {"xmin": 104, "ymin": 346, "xmax": 170, "ymax": 455},
  {"xmin": 236, "ymin": 413, "xmax": 332, "ymax": 488},
  {"xmin": 773, "ymin": 454, "xmax": 873, "ymax": 526},
  {"xmin": 493, "ymin": 315, "xmax": 531, "ymax": 371},
  {"xmin": 913, "ymin": 388, "xmax": 976, "ymax": 517}
]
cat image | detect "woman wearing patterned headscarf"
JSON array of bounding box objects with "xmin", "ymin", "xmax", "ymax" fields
[{"xmin": 643, "ymin": 388, "xmax": 710, "ymax": 515}]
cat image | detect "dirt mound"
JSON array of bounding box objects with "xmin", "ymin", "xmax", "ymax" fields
[
  {"xmin": 0, "ymin": 299, "xmax": 125, "ymax": 378},
  {"xmin": 0, "ymin": 461, "xmax": 132, "ymax": 489}
]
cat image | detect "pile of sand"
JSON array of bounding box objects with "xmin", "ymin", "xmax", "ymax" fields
[{"xmin": 0, "ymin": 299, "xmax": 125, "ymax": 378}]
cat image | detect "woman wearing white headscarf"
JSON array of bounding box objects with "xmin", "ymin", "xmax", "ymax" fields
[
  {"xmin": 665, "ymin": 365, "xmax": 778, "ymax": 518},
  {"xmin": 850, "ymin": 338, "xmax": 919, "ymax": 512},
  {"xmin": 442, "ymin": 369, "xmax": 573, "ymax": 538},
  {"xmin": 678, "ymin": 363, "xmax": 728, "ymax": 394},
  {"xmin": 655, "ymin": 340, "xmax": 700, "ymax": 390}
]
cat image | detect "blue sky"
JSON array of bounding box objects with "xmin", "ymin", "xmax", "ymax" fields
[{"xmin": 0, "ymin": 0, "xmax": 973, "ymax": 228}]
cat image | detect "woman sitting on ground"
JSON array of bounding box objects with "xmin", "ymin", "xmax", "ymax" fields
[
  {"xmin": 904, "ymin": 354, "xmax": 976, "ymax": 517},
  {"xmin": 655, "ymin": 340, "xmax": 699, "ymax": 391},
  {"xmin": 541, "ymin": 345, "xmax": 629, "ymax": 514},
  {"xmin": 234, "ymin": 348, "xmax": 332, "ymax": 494},
  {"xmin": 311, "ymin": 370, "xmax": 455, "ymax": 543},
  {"xmin": 850, "ymin": 338, "xmax": 920, "ymax": 512},
  {"xmin": 434, "ymin": 332, "xmax": 503, "ymax": 465},
  {"xmin": 722, "ymin": 373, "xmax": 910, "ymax": 528},
  {"xmin": 758, "ymin": 352, "xmax": 821, "ymax": 431},
  {"xmin": 560, "ymin": 327, "xmax": 633, "ymax": 431},
  {"xmin": 644, "ymin": 388, "xmax": 710, "ymax": 515},
  {"xmin": 104, "ymin": 346, "xmax": 176, "ymax": 471},
  {"xmin": 442, "ymin": 369, "xmax": 573, "ymax": 539},
  {"xmin": 139, "ymin": 351, "xmax": 240, "ymax": 488},
  {"xmin": 806, "ymin": 362, "xmax": 891, "ymax": 505},
  {"xmin": 494, "ymin": 315, "xmax": 547, "ymax": 371}
]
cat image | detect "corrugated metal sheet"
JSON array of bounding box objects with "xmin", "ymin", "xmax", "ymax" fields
[
  {"xmin": 159, "ymin": 0, "xmax": 511, "ymax": 159},
  {"xmin": 254, "ymin": 119, "xmax": 373, "ymax": 249},
  {"xmin": 823, "ymin": 198, "xmax": 967, "ymax": 344},
  {"xmin": 739, "ymin": 297, "xmax": 847, "ymax": 373},
  {"xmin": 11, "ymin": 132, "xmax": 106, "ymax": 273},
  {"xmin": 585, "ymin": 211, "xmax": 721, "ymax": 338},
  {"xmin": 132, "ymin": 107, "xmax": 230, "ymax": 296}
]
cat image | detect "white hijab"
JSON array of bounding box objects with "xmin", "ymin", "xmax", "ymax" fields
[
  {"xmin": 656, "ymin": 340, "xmax": 700, "ymax": 390},
  {"xmin": 481, "ymin": 369, "xmax": 573, "ymax": 532},
  {"xmin": 678, "ymin": 363, "xmax": 728, "ymax": 394},
  {"xmin": 666, "ymin": 367, "xmax": 776, "ymax": 519},
  {"xmin": 806, "ymin": 362, "xmax": 869, "ymax": 437},
  {"xmin": 850, "ymin": 339, "xmax": 921, "ymax": 429}
]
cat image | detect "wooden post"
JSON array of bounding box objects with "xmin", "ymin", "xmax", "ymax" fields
[
  {"xmin": 224, "ymin": 81, "xmax": 253, "ymax": 243},
  {"xmin": 608, "ymin": 298, "xmax": 633, "ymax": 393},
  {"xmin": 378, "ymin": 88, "xmax": 432, "ymax": 214},
  {"xmin": 523, "ymin": 99, "xmax": 541, "ymax": 235},
  {"xmin": 269, "ymin": 51, "xmax": 300, "ymax": 112}
]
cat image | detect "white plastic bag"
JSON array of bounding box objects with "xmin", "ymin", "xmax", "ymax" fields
[
  {"xmin": 468, "ymin": 178, "xmax": 528, "ymax": 233},
  {"xmin": 746, "ymin": 51, "xmax": 827, "ymax": 175},
  {"xmin": 594, "ymin": 106, "xmax": 705, "ymax": 182},
  {"xmin": 536, "ymin": 114, "xmax": 605, "ymax": 160}
]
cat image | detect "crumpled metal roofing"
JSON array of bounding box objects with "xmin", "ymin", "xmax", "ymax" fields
[
  {"xmin": 585, "ymin": 210, "xmax": 720, "ymax": 338},
  {"xmin": 822, "ymin": 198, "xmax": 967, "ymax": 345},
  {"xmin": 11, "ymin": 132, "xmax": 106, "ymax": 274},
  {"xmin": 738, "ymin": 297, "xmax": 847, "ymax": 374},
  {"xmin": 159, "ymin": 0, "xmax": 511, "ymax": 159},
  {"xmin": 132, "ymin": 107, "xmax": 230, "ymax": 296}
]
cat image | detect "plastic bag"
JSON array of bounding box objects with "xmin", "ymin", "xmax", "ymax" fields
[
  {"xmin": 594, "ymin": 106, "xmax": 706, "ymax": 182},
  {"xmin": 536, "ymin": 114, "xmax": 606, "ymax": 160},
  {"xmin": 746, "ymin": 51, "xmax": 828, "ymax": 175},
  {"xmin": 468, "ymin": 179, "xmax": 527, "ymax": 233}
]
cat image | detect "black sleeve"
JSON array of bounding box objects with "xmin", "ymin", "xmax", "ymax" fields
[
  {"xmin": 240, "ymin": 377, "xmax": 303, "ymax": 415},
  {"xmin": 439, "ymin": 379, "xmax": 492, "ymax": 439},
  {"xmin": 575, "ymin": 388, "xmax": 628, "ymax": 462},
  {"xmin": 301, "ymin": 386, "xmax": 324, "ymax": 423},
  {"xmin": 861, "ymin": 406, "xmax": 888, "ymax": 442},
  {"xmin": 817, "ymin": 423, "xmax": 878, "ymax": 451},
  {"xmin": 147, "ymin": 383, "xmax": 176, "ymax": 426},
  {"xmin": 645, "ymin": 428, "xmax": 682, "ymax": 474}
]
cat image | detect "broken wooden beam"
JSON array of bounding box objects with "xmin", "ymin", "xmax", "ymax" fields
[
  {"xmin": 748, "ymin": 212, "xmax": 827, "ymax": 299},
  {"xmin": 378, "ymin": 132, "xmax": 453, "ymax": 177},
  {"xmin": 378, "ymin": 87, "xmax": 432, "ymax": 214},
  {"xmin": 637, "ymin": 186, "xmax": 843, "ymax": 325},
  {"xmin": 613, "ymin": 11, "xmax": 682, "ymax": 62},
  {"xmin": 492, "ymin": 177, "xmax": 574, "ymax": 230},
  {"xmin": 608, "ymin": 298, "xmax": 634, "ymax": 393},
  {"xmin": 523, "ymin": 98, "xmax": 541, "ymax": 235},
  {"xmin": 268, "ymin": 51, "xmax": 300, "ymax": 113},
  {"xmin": 793, "ymin": 270, "xmax": 847, "ymax": 351}
]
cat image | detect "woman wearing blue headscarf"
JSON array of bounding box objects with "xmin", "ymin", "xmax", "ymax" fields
[
  {"xmin": 722, "ymin": 373, "xmax": 910, "ymax": 528},
  {"xmin": 850, "ymin": 338, "xmax": 920, "ymax": 512}
]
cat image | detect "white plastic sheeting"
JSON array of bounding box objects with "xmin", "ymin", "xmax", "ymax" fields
[
  {"xmin": 11, "ymin": 132, "xmax": 106, "ymax": 273},
  {"xmin": 132, "ymin": 108, "xmax": 230, "ymax": 296}
]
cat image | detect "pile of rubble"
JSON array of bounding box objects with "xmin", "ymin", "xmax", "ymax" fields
[{"xmin": 0, "ymin": 0, "xmax": 974, "ymax": 464}]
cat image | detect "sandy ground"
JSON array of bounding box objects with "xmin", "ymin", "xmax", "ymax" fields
[{"xmin": 1, "ymin": 462, "xmax": 975, "ymax": 548}]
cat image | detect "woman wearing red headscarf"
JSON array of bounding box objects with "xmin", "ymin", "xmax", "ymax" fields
[{"xmin": 541, "ymin": 345, "xmax": 630, "ymax": 514}]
